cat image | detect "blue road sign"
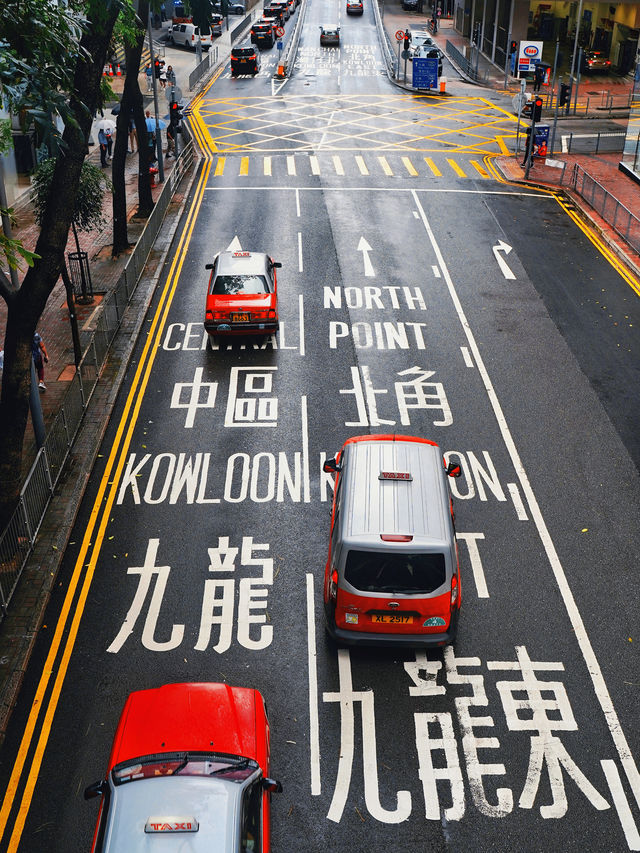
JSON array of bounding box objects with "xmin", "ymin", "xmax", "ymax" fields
[
  {"xmin": 412, "ymin": 56, "xmax": 438, "ymax": 89},
  {"xmin": 277, "ymin": 40, "xmax": 283, "ymax": 50}
]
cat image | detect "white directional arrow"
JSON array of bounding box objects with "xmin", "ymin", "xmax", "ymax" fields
[
  {"xmin": 357, "ymin": 237, "xmax": 375, "ymax": 277},
  {"xmin": 492, "ymin": 240, "xmax": 516, "ymax": 280},
  {"xmin": 226, "ymin": 236, "xmax": 243, "ymax": 252}
]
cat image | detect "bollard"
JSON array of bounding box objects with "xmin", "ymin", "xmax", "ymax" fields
[{"xmin": 439, "ymin": 76, "xmax": 447, "ymax": 93}]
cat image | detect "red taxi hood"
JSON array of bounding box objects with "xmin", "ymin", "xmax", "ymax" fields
[{"xmin": 108, "ymin": 682, "xmax": 258, "ymax": 769}]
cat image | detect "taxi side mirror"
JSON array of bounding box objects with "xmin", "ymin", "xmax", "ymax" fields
[
  {"xmin": 205, "ymin": 263, "xmax": 214, "ymax": 269},
  {"xmin": 84, "ymin": 780, "xmax": 107, "ymax": 800},
  {"xmin": 446, "ymin": 461, "xmax": 461, "ymax": 478},
  {"xmin": 271, "ymin": 261, "xmax": 282, "ymax": 268},
  {"xmin": 262, "ymin": 777, "xmax": 283, "ymax": 793},
  {"xmin": 323, "ymin": 457, "xmax": 341, "ymax": 473}
]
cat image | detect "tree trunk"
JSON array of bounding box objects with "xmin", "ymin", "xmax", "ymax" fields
[
  {"xmin": 112, "ymin": 0, "xmax": 152, "ymax": 253},
  {"xmin": 136, "ymin": 0, "xmax": 154, "ymax": 218},
  {"xmin": 0, "ymin": 2, "xmax": 121, "ymax": 530}
]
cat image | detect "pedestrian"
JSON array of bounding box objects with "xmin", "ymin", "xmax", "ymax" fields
[
  {"xmin": 166, "ymin": 64, "xmax": 176, "ymax": 86},
  {"xmin": 159, "ymin": 60, "xmax": 167, "ymax": 89},
  {"xmin": 32, "ymin": 332, "xmax": 49, "ymax": 391},
  {"xmin": 105, "ymin": 126, "xmax": 113, "ymax": 159},
  {"xmin": 98, "ymin": 127, "xmax": 108, "ymax": 167},
  {"xmin": 165, "ymin": 123, "xmax": 175, "ymax": 158},
  {"xmin": 128, "ymin": 114, "xmax": 137, "ymax": 153},
  {"xmin": 145, "ymin": 63, "xmax": 153, "ymax": 92},
  {"xmin": 146, "ymin": 111, "xmax": 157, "ymax": 164},
  {"xmin": 533, "ymin": 63, "xmax": 544, "ymax": 92}
]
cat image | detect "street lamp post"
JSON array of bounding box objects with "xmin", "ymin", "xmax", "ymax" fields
[{"xmin": 147, "ymin": 10, "xmax": 164, "ymax": 183}]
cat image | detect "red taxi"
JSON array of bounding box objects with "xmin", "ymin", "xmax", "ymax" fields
[
  {"xmin": 322, "ymin": 435, "xmax": 462, "ymax": 647},
  {"xmin": 85, "ymin": 682, "xmax": 282, "ymax": 852},
  {"xmin": 204, "ymin": 250, "xmax": 281, "ymax": 339}
]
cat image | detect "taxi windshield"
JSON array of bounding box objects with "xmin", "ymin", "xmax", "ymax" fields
[
  {"xmin": 211, "ymin": 274, "xmax": 268, "ymax": 295},
  {"xmin": 112, "ymin": 752, "xmax": 258, "ymax": 786},
  {"xmin": 345, "ymin": 550, "xmax": 446, "ymax": 594}
]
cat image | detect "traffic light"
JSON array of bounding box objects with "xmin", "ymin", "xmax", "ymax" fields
[
  {"xmin": 559, "ymin": 82, "xmax": 571, "ymax": 107},
  {"xmin": 510, "ymin": 40, "xmax": 517, "ymax": 54},
  {"xmin": 533, "ymin": 96, "xmax": 543, "ymax": 122},
  {"xmin": 404, "ymin": 30, "xmax": 411, "ymax": 50},
  {"xmin": 154, "ymin": 58, "xmax": 160, "ymax": 79},
  {"xmin": 169, "ymin": 100, "xmax": 183, "ymax": 132}
]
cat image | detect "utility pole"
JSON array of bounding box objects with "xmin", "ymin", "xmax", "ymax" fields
[{"xmin": 147, "ymin": 10, "xmax": 164, "ymax": 182}]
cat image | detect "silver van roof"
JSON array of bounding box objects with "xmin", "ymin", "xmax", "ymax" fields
[{"xmin": 340, "ymin": 437, "xmax": 449, "ymax": 548}]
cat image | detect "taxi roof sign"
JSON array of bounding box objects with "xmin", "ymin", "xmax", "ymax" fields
[
  {"xmin": 379, "ymin": 471, "xmax": 412, "ymax": 481},
  {"xmin": 232, "ymin": 251, "xmax": 251, "ymax": 257},
  {"xmin": 145, "ymin": 817, "xmax": 199, "ymax": 833}
]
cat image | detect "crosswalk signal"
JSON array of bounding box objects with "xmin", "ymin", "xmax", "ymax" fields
[
  {"xmin": 169, "ymin": 100, "xmax": 183, "ymax": 132},
  {"xmin": 533, "ymin": 96, "xmax": 543, "ymax": 122},
  {"xmin": 559, "ymin": 82, "xmax": 571, "ymax": 107},
  {"xmin": 404, "ymin": 30, "xmax": 411, "ymax": 50},
  {"xmin": 510, "ymin": 40, "xmax": 517, "ymax": 54},
  {"xmin": 154, "ymin": 58, "xmax": 160, "ymax": 79}
]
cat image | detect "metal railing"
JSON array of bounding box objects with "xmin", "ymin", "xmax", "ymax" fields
[
  {"xmin": 559, "ymin": 130, "xmax": 626, "ymax": 154},
  {"xmin": 564, "ymin": 162, "xmax": 640, "ymax": 255},
  {"xmin": 189, "ymin": 46, "xmax": 219, "ymax": 91},
  {"xmin": 0, "ymin": 137, "xmax": 196, "ymax": 620},
  {"xmin": 540, "ymin": 89, "xmax": 634, "ymax": 118},
  {"xmin": 445, "ymin": 40, "xmax": 483, "ymax": 82}
]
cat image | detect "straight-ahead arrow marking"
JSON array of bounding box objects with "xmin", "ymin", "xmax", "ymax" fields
[{"xmin": 358, "ymin": 237, "xmax": 375, "ymax": 277}]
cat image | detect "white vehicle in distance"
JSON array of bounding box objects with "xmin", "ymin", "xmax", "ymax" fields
[{"xmin": 170, "ymin": 22, "xmax": 212, "ymax": 50}]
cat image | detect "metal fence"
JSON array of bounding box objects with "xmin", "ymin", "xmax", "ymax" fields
[
  {"xmin": 0, "ymin": 138, "xmax": 196, "ymax": 620},
  {"xmin": 564, "ymin": 162, "xmax": 640, "ymax": 255},
  {"xmin": 558, "ymin": 131, "xmax": 626, "ymax": 154},
  {"xmin": 445, "ymin": 40, "xmax": 484, "ymax": 83},
  {"xmin": 539, "ymin": 88, "xmax": 634, "ymax": 118}
]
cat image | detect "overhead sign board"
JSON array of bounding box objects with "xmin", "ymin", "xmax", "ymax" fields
[
  {"xmin": 518, "ymin": 41, "xmax": 543, "ymax": 73},
  {"xmin": 412, "ymin": 56, "xmax": 438, "ymax": 90}
]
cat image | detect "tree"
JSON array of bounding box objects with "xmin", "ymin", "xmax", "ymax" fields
[
  {"xmin": 0, "ymin": 0, "xmax": 127, "ymax": 529},
  {"xmin": 112, "ymin": 0, "xmax": 154, "ymax": 256}
]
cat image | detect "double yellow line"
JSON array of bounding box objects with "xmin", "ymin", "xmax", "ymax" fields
[{"xmin": 0, "ymin": 157, "xmax": 212, "ymax": 852}]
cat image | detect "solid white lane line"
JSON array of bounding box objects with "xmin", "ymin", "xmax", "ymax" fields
[
  {"xmin": 411, "ymin": 187, "xmax": 640, "ymax": 814},
  {"xmin": 306, "ymin": 572, "xmax": 321, "ymax": 796},
  {"xmin": 298, "ymin": 294, "xmax": 305, "ymax": 357},
  {"xmin": 507, "ymin": 483, "xmax": 528, "ymax": 520},
  {"xmin": 298, "ymin": 231, "xmax": 303, "ymax": 272},
  {"xmin": 302, "ymin": 394, "xmax": 310, "ymax": 503},
  {"xmin": 295, "ymin": 187, "xmax": 301, "ymax": 217},
  {"xmin": 602, "ymin": 760, "xmax": 640, "ymax": 850}
]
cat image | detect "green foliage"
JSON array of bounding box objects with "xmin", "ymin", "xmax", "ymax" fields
[
  {"xmin": 30, "ymin": 159, "xmax": 112, "ymax": 233},
  {"xmin": 0, "ymin": 120, "xmax": 12, "ymax": 157},
  {"xmin": 0, "ymin": 208, "xmax": 40, "ymax": 271}
]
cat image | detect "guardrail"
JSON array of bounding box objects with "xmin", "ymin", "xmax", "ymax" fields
[
  {"xmin": 563, "ymin": 162, "xmax": 640, "ymax": 255},
  {"xmin": 189, "ymin": 45, "xmax": 220, "ymax": 90},
  {"xmin": 445, "ymin": 40, "xmax": 483, "ymax": 82},
  {"xmin": 279, "ymin": 0, "xmax": 308, "ymax": 76},
  {"xmin": 0, "ymin": 138, "xmax": 195, "ymax": 621},
  {"xmin": 539, "ymin": 89, "xmax": 634, "ymax": 118},
  {"xmin": 373, "ymin": 0, "xmax": 395, "ymax": 79},
  {"xmin": 559, "ymin": 130, "xmax": 626, "ymax": 154}
]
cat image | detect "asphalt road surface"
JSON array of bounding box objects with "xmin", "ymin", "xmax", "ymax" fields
[{"xmin": 0, "ymin": 3, "xmax": 639, "ymax": 852}]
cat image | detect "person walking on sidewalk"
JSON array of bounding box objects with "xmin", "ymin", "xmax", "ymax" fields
[
  {"xmin": 32, "ymin": 332, "xmax": 49, "ymax": 391},
  {"xmin": 165, "ymin": 123, "xmax": 175, "ymax": 158},
  {"xmin": 145, "ymin": 63, "xmax": 153, "ymax": 92},
  {"xmin": 533, "ymin": 63, "xmax": 544, "ymax": 92},
  {"xmin": 98, "ymin": 127, "xmax": 108, "ymax": 167},
  {"xmin": 105, "ymin": 126, "xmax": 114, "ymax": 159}
]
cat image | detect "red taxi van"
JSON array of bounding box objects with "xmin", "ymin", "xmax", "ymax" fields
[{"xmin": 322, "ymin": 435, "xmax": 462, "ymax": 647}]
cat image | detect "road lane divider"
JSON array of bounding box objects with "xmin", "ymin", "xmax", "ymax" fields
[{"xmin": 0, "ymin": 157, "xmax": 213, "ymax": 852}]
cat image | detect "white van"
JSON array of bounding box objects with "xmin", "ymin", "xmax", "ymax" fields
[{"xmin": 170, "ymin": 22, "xmax": 212, "ymax": 50}]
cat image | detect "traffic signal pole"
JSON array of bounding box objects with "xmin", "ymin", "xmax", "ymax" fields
[{"xmin": 147, "ymin": 10, "xmax": 164, "ymax": 183}]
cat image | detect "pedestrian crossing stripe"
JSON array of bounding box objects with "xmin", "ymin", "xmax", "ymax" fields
[{"xmin": 211, "ymin": 154, "xmax": 493, "ymax": 179}]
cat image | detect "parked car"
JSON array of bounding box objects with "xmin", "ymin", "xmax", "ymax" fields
[
  {"xmin": 346, "ymin": 0, "xmax": 364, "ymax": 13},
  {"xmin": 409, "ymin": 29, "xmax": 434, "ymax": 49},
  {"xmin": 581, "ymin": 50, "xmax": 611, "ymax": 73},
  {"xmin": 210, "ymin": 13, "xmax": 224, "ymax": 35},
  {"xmin": 320, "ymin": 26, "xmax": 340, "ymax": 46},
  {"xmin": 402, "ymin": 0, "xmax": 419, "ymax": 9},
  {"xmin": 229, "ymin": 0, "xmax": 246, "ymax": 13},
  {"xmin": 204, "ymin": 250, "xmax": 280, "ymax": 337},
  {"xmin": 251, "ymin": 20, "xmax": 276, "ymax": 47},
  {"xmin": 85, "ymin": 683, "xmax": 282, "ymax": 853},
  {"xmin": 170, "ymin": 22, "xmax": 212, "ymax": 50}
]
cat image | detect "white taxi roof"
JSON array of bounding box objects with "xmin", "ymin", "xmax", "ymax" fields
[
  {"xmin": 103, "ymin": 775, "xmax": 244, "ymax": 852},
  {"xmin": 215, "ymin": 251, "xmax": 271, "ymax": 277},
  {"xmin": 340, "ymin": 438, "xmax": 449, "ymax": 548}
]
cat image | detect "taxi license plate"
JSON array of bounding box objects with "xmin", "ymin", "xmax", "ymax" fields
[
  {"xmin": 231, "ymin": 312, "xmax": 250, "ymax": 322},
  {"xmin": 371, "ymin": 614, "xmax": 413, "ymax": 625}
]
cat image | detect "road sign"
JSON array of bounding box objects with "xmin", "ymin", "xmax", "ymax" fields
[
  {"xmin": 277, "ymin": 40, "xmax": 283, "ymax": 50},
  {"xmin": 395, "ymin": 29, "xmax": 405, "ymax": 41},
  {"xmin": 401, "ymin": 49, "xmax": 411, "ymax": 60},
  {"xmin": 275, "ymin": 25, "xmax": 285, "ymax": 36},
  {"xmin": 412, "ymin": 56, "xmax": 438, "ymax": 90},
  {"xmin": 518, "ymin": 40, "xmax": 543, "ymax": 73}
]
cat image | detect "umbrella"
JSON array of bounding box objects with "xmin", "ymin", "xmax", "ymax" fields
[
  {"xmin": 110, "ymin": 103, "xmax": 121, "ymax": 115},
  {"xmin": 145, "ymin": 116, "xmax": 167, "ymax": 131},
  {"xmin": 96, "ymin": 118, "xmax": 116, "ymax": 132}
]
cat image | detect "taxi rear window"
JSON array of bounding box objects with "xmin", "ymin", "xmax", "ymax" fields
[
  {"xmin": 344, "ymin": 550, "xmax": 446, "ymax": 594},
  {"xmin": 211, "ymin": 274, "xmax": 268, "ymax": 294},
  {"xmin": 232, "ymin": 48, "xmax": 257, "ymax": 57}
]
